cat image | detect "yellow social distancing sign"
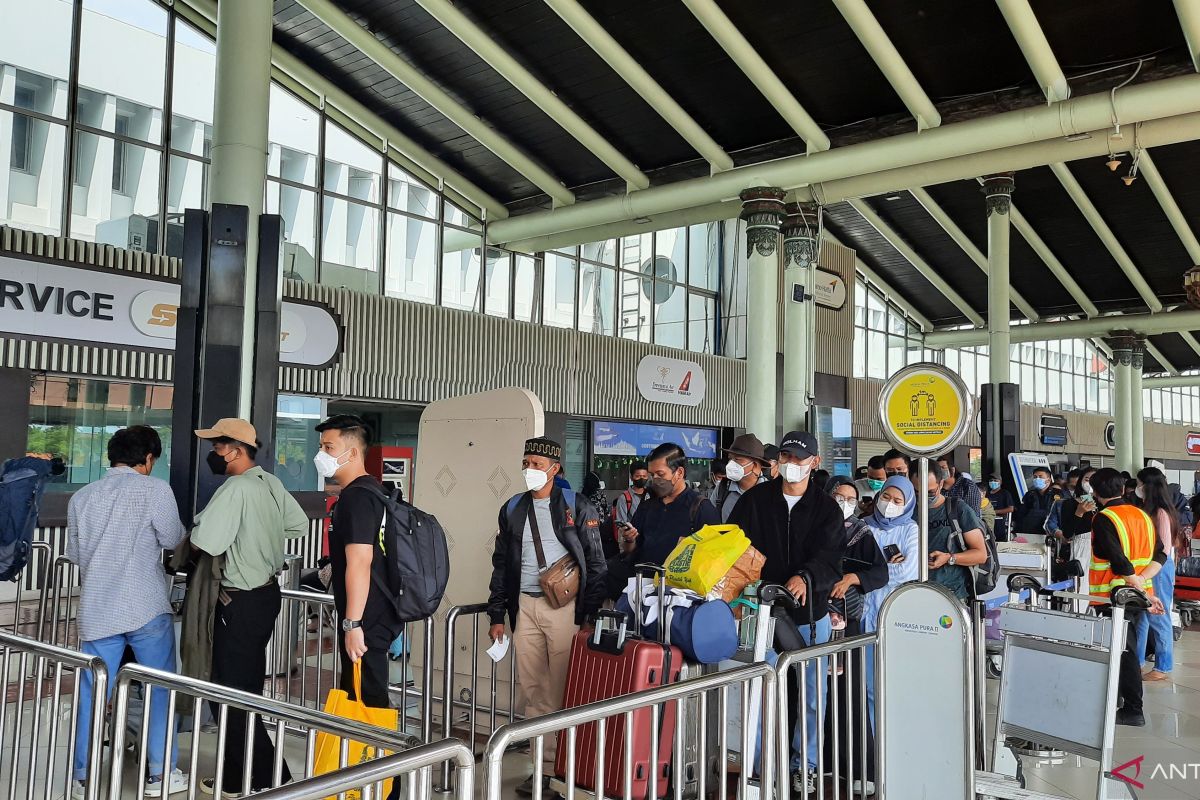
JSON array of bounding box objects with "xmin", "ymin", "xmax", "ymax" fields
[{"xmin": 878, "ymin": 364, "xmax": 973, "ymax": 457}]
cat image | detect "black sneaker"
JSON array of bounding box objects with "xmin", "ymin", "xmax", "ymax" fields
[
  {"xmin": 1115, "ymin": 709, "xmax": 1146, "ymax": 727},
  {"xmin": 515, "ymin": 776, "xmax": 560, "ymax": 798}
]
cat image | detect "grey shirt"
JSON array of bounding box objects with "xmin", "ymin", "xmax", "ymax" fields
[
  {"xmin": 613, "ymin": 490, "xmax": 645, "ymax": 525},
  {"xmin": 520, "ymin": 497, "xmax": 569, "ymax": 593},
  {"xmin": 66, "ymin": 467, "xmax": 186, "ymax": 642},
  {"xmin": 710, "ymin": 475, "xmax": 768, "ymax": 522}
]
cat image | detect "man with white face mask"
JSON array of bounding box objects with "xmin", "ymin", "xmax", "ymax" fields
[
  {"xmin": 487, "ymin": 437, "xmax": 607, "ymax": 796},
  {"xmin": 710, "ymin": 433, "xmax": 770, "ymax": 521},
  {"xmin": 727, "ymin": 431, "xmax": 846, "ymax": 795}
]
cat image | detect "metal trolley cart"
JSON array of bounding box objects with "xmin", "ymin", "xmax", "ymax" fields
[{"xmin": 975, "ymin": 573, "xmax": 1154, "ymax": 800}]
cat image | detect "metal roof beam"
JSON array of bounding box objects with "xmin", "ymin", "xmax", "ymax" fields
[
  {"xmin": 1145, "ymin": 341, "xmax": 1181, "ymax": 375},
  {"xmin": 846, "ymin": 198, "xmax": 984, "ymax": 327},
  {"xmin": 1144, "ymin": 373, "xmax": 1200, "ymax": 388},
  {"xmin": 294, "ymin": 0, "xmax": 574, "ymax": 206},
  {"xmin": 1177, "ymin": 0, "xmax": 1200, "ymax": 71},
  {"xmin": 832, "ymin": 0, "xmax": 941, "ymax": 130},
  {"xmin": 996, "ymin": 0, "xmax": 1071, "ymax": 102},
  {"xmin": 924, "ymin": 309, "xmax": 1200, "ymax": 347},
  {"xmin": 680, "ymin": 0, "xmax": 829, "ymax": 152},
  {"xmin": 1005, "ymin": 201, "xmax": 1100, "ymax": 318},
  {"xmin": 825, "ymin": 231, "xmax": 934, "ymax": 332},
  {"xmin": 542, "ymin": 0, "xmax": 733, "ymax": 173},
  {"xmin": 1048, "ymin": 161, "xmax": 1162, "ymax": 312},
  {"xmin": 414, "ymin": 0, "xmax": 648, "ymax": 191},
  {"xmin": 908, "ymin": 187, "xmax": 1039, "ymax": 321}
]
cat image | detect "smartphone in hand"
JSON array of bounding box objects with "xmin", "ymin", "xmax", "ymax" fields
[{"xmin": 883, "ymin": 544, "xmax": 901, "ymax": 561}]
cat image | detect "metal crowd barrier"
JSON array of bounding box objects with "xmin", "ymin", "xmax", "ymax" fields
[
  {"xmin": 775, "ymin": 633, "xmax": 879, "ymax": 800},
  {"xmin": 251, "ymin": 738, "xmax": 474, "ymax": 800},
  {"xmin": 108, "ymin": 663, "xmax": 422, "ymax": 800},
  {"xmin": 0, "ymin": 631, "xmax": 109, "ymax": 800},
  {"xmin": 482, "ymin": 662, "xmax": 779, "ymax": 800},
  {"xmin": 3, "ymin": 541, "xmax": 52, "ymax": 637},
  {"xmin": 43, "ymin": 555, "xmax": 81, "ymax": 649}
]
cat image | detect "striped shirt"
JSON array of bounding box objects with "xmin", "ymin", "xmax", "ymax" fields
[{"xmin": 66, "ymin": 467, "xmax": 186, "ymax": 642}]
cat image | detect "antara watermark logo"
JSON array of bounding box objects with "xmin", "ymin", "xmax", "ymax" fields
[{"xmin": 1110, "ymin": 754, "xmax": 1200, "ymax": 791}]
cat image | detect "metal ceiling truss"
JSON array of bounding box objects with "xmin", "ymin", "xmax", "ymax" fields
[
  {"xmin": 996, "ymin": 0, "xmax": 1071, "ymax": 103},
  {"xmin": 1177, "ymin": 0, "xmax": 1200, "ymax": 72}
]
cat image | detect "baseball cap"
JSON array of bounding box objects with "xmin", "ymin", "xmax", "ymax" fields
[
  {"xmin": 778, "ymin": 431, "xmax": 818, "ymax": 459},
  {"xmin": 195, "ymin": 418, "xmax": 258, "ymax": 446}
]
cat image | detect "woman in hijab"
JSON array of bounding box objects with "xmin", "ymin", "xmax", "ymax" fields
[
  {"xmin": 823, "ymin": 477, "xmax": 888, "ymax": 793},
  {"xmin": 862, "ymin": 476, "xmax": 920, "ymax": 633}
]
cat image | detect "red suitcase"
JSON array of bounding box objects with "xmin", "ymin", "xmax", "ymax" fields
[{"xmin": 554, "ymin": 610, "xmax": 682, "ymax": 800}]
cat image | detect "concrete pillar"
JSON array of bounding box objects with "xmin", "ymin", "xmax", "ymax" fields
[
  {"xmin": 1130, "ymin": 347, "xmax": 1145, "ymax": 472},
  {"xmin": 983, "ymin": 173, "xmax": 1015, "ymax": 478},
  {"xmin": 781, "ymin": 201, "xmax": 821, "ymax": 431},
  {"xmin": 1110, "ymin": 342, "xmax": 1133, "ymax": 474},
  {"xmin": 208, "ymin": 0, "xmax": 273, "ymax": 417},
  {"xmin": 739, "ymin": 187, "xmax": 786, "ymax": 442}
]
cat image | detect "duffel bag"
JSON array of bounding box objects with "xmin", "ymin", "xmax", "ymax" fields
[{"xmin": 617, "ymin": 591, "xmax": 739, "ymax": 664}]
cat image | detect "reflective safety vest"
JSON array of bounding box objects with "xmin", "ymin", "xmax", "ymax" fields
[{"xmin": 1090, "ymin": 505, "xmax": 1157, "ymax": 598}]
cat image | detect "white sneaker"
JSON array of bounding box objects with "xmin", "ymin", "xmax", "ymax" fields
[
  {"xmin": 852, "ymin": 778, "xmax": 876, "ymax": 795},
  {"xmin": 146, "ymin": 769, "xmax": 190, "ymax": 797},
  {"xmin": 69, "ymin": 781, "xmax": 85, "ymax": 800}
]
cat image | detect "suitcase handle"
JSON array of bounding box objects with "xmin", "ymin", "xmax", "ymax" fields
[
  {"xmin": 591, "ymin": 610, "xmax": 629, "ymax": 650},
  {"xmin": 633, "ymin": 563, "xmax": 668, "ymax": 643}
]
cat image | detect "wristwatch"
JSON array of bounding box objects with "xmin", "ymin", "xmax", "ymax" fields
[
  {"xmin": 947, "ymin": 554, "xmax": 957, "ymax": 567},
  {"xmin": 341, "ymin": 618, "xmax": 363, "ymax": 631}
]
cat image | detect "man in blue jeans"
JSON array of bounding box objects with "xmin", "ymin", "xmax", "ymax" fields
[
  {"xmin": 728, "ymin": 431, "xmax": 846, "ymax": 794},
  {"xmin": 66, "ymin": 425, "xmax": 188, "ymax": 799}
]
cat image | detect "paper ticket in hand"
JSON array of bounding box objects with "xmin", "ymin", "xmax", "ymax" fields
[{"xmin": 486, "ymin": 635, "xmax": 510, "ymax": 663}]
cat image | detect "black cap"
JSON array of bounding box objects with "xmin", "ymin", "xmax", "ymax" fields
[
  {"xmin": 763, "ymin": 444, "xmax": 779, "ymax": 462},
  {"xmin": 524, "ymin": 436, "xmax": 563, "ymax": 461},
  {"xmin": 778, "ymin": 431, "xmax": 818, "ymax": 459}
]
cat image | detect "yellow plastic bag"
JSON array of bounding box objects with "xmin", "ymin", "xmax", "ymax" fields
[
  {"xmin": 664, "ymin": 524, "xmax": 751, "ymax": 595},
  {"xmin": 313, "ymin": 663, "xmax": 400, "ymax": 800}
]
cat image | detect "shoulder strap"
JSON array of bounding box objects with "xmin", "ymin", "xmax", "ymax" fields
[
  {"xmin": 946, "ymin": 496, "xmax": 962, "ymax": 533},
  {"xmin": 526, "ymin": 499, "xmax": 548, "ymax": 571},
  {"xmin": 689, "ymin": 493, "xmax": 705, "ymax": 529}
]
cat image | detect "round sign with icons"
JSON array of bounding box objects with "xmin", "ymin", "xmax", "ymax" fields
[{"xmin": 877, "ymin": 363, "xmax": 974, "ymax": 457}]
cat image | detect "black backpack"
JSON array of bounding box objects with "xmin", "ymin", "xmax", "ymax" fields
[
  {"xmin": 0, "ymin": 457, "xmax": 63, "ymax": 582},
  {"xmin": 368, "ymin": 485, "xmax": 450, "ymax": 622},
  {"xmin": 947, "ymin": 497, "xmax": 1000, "ymax": 598}
]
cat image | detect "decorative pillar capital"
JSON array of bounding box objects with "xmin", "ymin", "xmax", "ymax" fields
[
  {"xmin": 981, "ymin": 173, "xmax": 1015, "ymax": 216},
  {"xmin": 739, "ymin": 187, "xmax": 787, "ymax": 259},
  {"xmin": 781, "ymin": 202, "xmax": 822, "ymax": 269},
  {"xmin": 1106, "ymin": 331, "xmax": 1144, "ymax": 366}
]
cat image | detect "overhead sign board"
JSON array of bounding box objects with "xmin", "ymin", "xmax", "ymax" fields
[
  {"xmin": 812, "ymin": 269, "xmax": 848, "ymax": 310},
  {"xmin": 878, "ymin": 363, "xmax": 974, "ymax": 457},
  {"xmin": 635, "ymin": 354, "xmax": 706, "ymax": 407},
  {"xmin": 0, "ymin": 254, "xmax": 342, "ymax": 367},
  {"xmin": 1040, "ymin": 414, "xmax": 1069, "ymax": 447},
  {"xmin": 1187, "ymin": 432, "xmax": 1200, "ymax": 456}
]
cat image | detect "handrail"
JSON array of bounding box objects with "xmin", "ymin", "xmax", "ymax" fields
[
  {"xmin": 250, "ymin": 739, "xmax": 474, "ymax": 800},
  {"xmin": 774, "ymin": 631, "xmax": 877, "ymax": 669},
  {"xmin": 0, "ymin": 629, "xmax": 106, "ymax": 671}
]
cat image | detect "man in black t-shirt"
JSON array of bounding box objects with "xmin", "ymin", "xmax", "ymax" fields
[{"xmin": 314, "ymin": 414, "xmax": 401, "ymax": 709}]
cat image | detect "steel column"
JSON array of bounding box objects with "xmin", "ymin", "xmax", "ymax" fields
[
  {"xmin": 985, "ymin": 175, "xmax": 1015, "ymax": 478},
  {"xmin": 208, "ymin": 0, "xmax": 272, "ymax": 417},
  {"xmin": 781, "ymin": 203, "xmax": 821, "ymax": 430},
  {"xmin": 741, "ymin": 188, "xmax": 786, "ymax": 442},
  {"xmin": 1131, "ymin": 348, "xmax": 1145, "ymax": 471},
  {"xmin": 923, "ymin": 309, "xmax": 1200, "ymax": 347},
  {"xmin": 1110, "ymin": 343, "xmax": 1134, "ymax": 475}
]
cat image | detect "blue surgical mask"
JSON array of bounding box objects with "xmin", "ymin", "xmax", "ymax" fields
[
  {"xmin": 988, "ymin": 480, "xmax": 1000, "ymax": 491},
  {"xmin": 1031, "ymin": 478, "xmax": 1047, "ymax": 490}
]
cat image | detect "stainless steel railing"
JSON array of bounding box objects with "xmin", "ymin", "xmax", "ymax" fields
[
  {"xmin": 250, "ymin": 738, "xmax": 474, "ymax": 800},
  {"xmin": 109, "ymin": 663, "xmax": 422, "ymax": 800},
  {"xmin": 0, "ymin": 631, "xmax": 109, "ymax": 800},
  {"xmin": 3, "ymin": 541, "xmax": 52, "ymax": 637},
  {"xmin": 775, "ymin": 633, "xmax": 879, "ymax": 800},
  {"xmin": 482, "ymin": 661, "xmax": 779, "ymax": 800}
]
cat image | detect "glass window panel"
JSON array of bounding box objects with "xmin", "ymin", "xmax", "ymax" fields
[
  {"xmin": 513, "ymin": 255, "xmax": 538, "ymax": 323},
  {"xmin": 268, "ymin": 83, "xmax": 319, "ymax": 185},
  {"xmin": 1021, "ymin": 363, "xmax": 1034, "ymax": 400},
  {"xmin": 887, "ymin": 336, "xmax": 905, "ymax": 377},
  {"xmin": 1, "ymin": 0, "xmax": 74, "ymax": 119},
  {"xmin": 654, "ymin": 281, "xmax": 686, "ymax": 348},
  {"xmin": 164, "ymin": 154, "xmax": 206, "ymax": 256},
  {"xmin": 1060, "ymin": 370, "xmax": 1072, "ymax": 410},
  {"xmin": 688, "ymin": 293, "xmax": 716, "ymax": 354},
  {"xmin": 1, "ymin": 111, "xmax": 66, "ymax": 236},
  {"xmin": 170, "ymin": 18, "xmax": 214, "ymax": 157},
  {"xmin": 386, "ymin": 162, "xmax": 436, "ymax": 218},
  {"xmin": 687, "ymin": 222, "xmax": 719, "ymax": 290},
  {"xmin": 946, "ymin": 350, "xmax": 960, "ymax": 373},
  {"xmin": 70, "ymin": 130, "xmax": 160, "ymax": 250},
  {"xmin": 888, "ymin": 308, "xmax": 906, "ymax": 335},
  {"xmin": 854, "ymin": 281, "xmax": 866, "ymax": 327},
  {"xmin": 544, "ymin": 252, "xmax": 576, "ymax": 328},
  {"xmin": 320, "ymin": 196, "xmax": 379, "ymax": 293},
  {"xmin": 577, "ymin": 263, "xmax": 615, "ymax": 336},
  {"xmin": 444, "ymin": 197, "xmax": 482, "ymax": 230},
  {"xmin": 439, "ymin": 230, "xmax": 481, "ymax": 311},
  {"xmin": 853, "ymin": 332, "xmax": 866, "ymax": 379},
  {"xmin": 867, "ymin": 330, "xmax": 886, "ymax": 380},
  {"xmin": 581, "ymin": 239, "xmax": 616, "ymax": 265},
  {"xmin": 1034, "ymin": 367, "xmax": 1047, "ymax": 406},
  {"xmin": 621, "ymin": 233, "xmax": 652, "ymax": 273},
  {"xmin": 867, "ymin": 291, "xmax": 885, "ymax": 330},
  {"xmin": 76, "ymin": 0, "xmax": 166, "ymax": 144},
  {"xmin": 324, "ymin": 121, "xmax": 382, "ymax": 203},
  {"xmin": 384, "ymin": 211, "xmax": 437, "ymax": 303},
  {"xmin": 485, "ymin": 249, "xmax": 511, "ymax": 318},
  {"xmin": 266, "ymin": 180, "xmax": 317, "ymax": 282},
  {"xmin": 654, "ymin": 227, "xmax": 685, "ymax": 261},
  {"xmin": 618, "ymin": 268, "xmax": 651, "ymax": 343}
]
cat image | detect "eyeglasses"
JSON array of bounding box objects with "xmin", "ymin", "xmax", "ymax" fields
[{"xmin": 885, "ymin": 469, "xmax": 907, "ymax": 476}]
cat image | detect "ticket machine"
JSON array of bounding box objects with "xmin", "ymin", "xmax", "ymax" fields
[{"xmin": 366, "ymin": 445, "xmax": 414, "ymax": 500}]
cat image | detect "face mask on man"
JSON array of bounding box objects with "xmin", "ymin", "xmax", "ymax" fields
[
  {"xmin": 779, "ymin": 461, "xmax": 811, "ymax": 484},
  {"xmin": 206, "ymin": 450, "xmax": 231, "ymax": 476},
  {"xmin": 631, "ymin": 477, "xmax": 648, "ymax": 490},
  {"xmin": 837, "ymin": 498, "xmax": 857, "ymax": 519},
  {"xmin": 989, "ymin": 480, "xmax": 1001, "ymax": 491},
  {"xmin": 867, "ymin": 478, "xmax": 885, "ymax": 492},
  {"xmin": 313, "ymin": 448, "xmax": 351, "ymax": 479},
  {"xmin": 523, "ymin": 468, "xmax": 550, "ymax": 492},
  {"xmin": 725, "ymin": 461, "xmax": 746, "ymax": 483},
  {"xmin": 1031, "ymin": 477, "xmax": 1047, "ymax": 491},
  {"xmin": 881, "ymin": 500, "xmax": 905, "ymax": 519},
  {"xmin": 649, "ymin": 475, "xmax": 676, "ymax": 498}
]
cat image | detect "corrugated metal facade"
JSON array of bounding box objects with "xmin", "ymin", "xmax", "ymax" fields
[{"xmin": 814, "ymin": 242, "xmax": 854, "ymax": 378}]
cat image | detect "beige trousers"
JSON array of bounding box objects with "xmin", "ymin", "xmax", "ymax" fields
[{"xmin": 514, "ymin": 595, "xmax": 578, "ymax": 760}]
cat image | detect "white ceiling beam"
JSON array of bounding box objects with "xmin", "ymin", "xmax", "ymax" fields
[
  {"xmin": 178, "ymin": 0, "xmax": 508, "ymax": 220},
  {"xmin": 908, "ymin": 187, "xmax": 1039, "ymax": 321},
  {"xmin": 1177, "ymin": 0, "xmax": 1200, "ymax": 71},
  {"xmin": 542, "ymin": 0, "xmax": 734, "ymax": 173},
  {"xmin": 925, "ymin": 308, "xmax": 1200, "ymax": 347},
  {"xmin": 1049, "ymin": 161, "xmax": 1163, "ymax": 312},
  {"xmin": 847, "ymin": 198, "xmax": 985, "ymax": 327},
  {"xmin": 1007, "ymin": 203, "xmax": 1100, "ymax": 318},
  {"xmin": 996, "ymin": 0, "xmax": 1071, "ymax": 102},
  {"xmin": 414, "ymin": 0, "xmax": 648, "ymax": 191},
  {"xmin": 831, "ymin": 0, "xmax": 941, "ymax": 130},
  {"xmin": 1145, "ymin": 340, "xmax": 1181, "ymax": 375},
  {"xmin": 824, "ymin": 231, "xmax": 934, "ymax": 332},
  {"xmin": 679, "ymin": 0, "xmax": 829, "ymax": 152},
  {"xmin": 294, "ymin": 0, "xmax": 574, "ymax": 206},
  {"xmin": 1145, "ymin": 373, "xmax": 1200, "ymax": 389}
]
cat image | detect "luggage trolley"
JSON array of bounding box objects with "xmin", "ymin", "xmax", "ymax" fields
[{"xmin": 975, "ymin": 573, "xmax": 1154, "ymax": 800}]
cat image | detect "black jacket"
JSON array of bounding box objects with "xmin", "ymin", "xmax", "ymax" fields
[
  {"xmin": 487, "ymin": 487, "xmax": 608, "ymax": 627},
  {"xmin": 1016, "ymin": 488, "xmax": 1062, "ymax": 534},
  {"xmin": 727, "ymin": 477, "xmax": 846, "ymax": 624}
]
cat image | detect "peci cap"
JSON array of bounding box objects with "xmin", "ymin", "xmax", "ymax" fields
[
  {"xmin": 195, "ymin": 418, "xmax": 258, "ymax": 447},
  {"xmin": 524, "ymin": 436, "xmax": 563, "ymax": 461},
  {"xmin": 724, "ymin": 433, "xmax": 767, "ymax": 464},
  {"xmin": 778, "ymin": 431, "xmax": 819, "ymax": 460}
]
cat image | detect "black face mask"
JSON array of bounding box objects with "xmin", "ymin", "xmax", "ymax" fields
[
  {"xmin": 648, "ymin": 476, "xmax": 675, "ymax": 498},
  {"xmin": 631, "ymin": 478, "xmax": 649, "ymax": 490},
  {"xmin": 206, "ymin": 450, "xmax": 230, "ymax": 476}
]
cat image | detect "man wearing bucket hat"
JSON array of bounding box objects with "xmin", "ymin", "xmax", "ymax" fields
[{"xmin": 710, "ymin": 433, "xmax": 770, "ymax": 522}]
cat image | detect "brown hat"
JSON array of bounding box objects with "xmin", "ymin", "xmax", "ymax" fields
[
  {"xmin": 195, "ymin": 418, "xmax": 258, "ymax": 447},
  {"xmin": 724, "ymin": 433, "xmax": 767, "ymax": 464}
]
